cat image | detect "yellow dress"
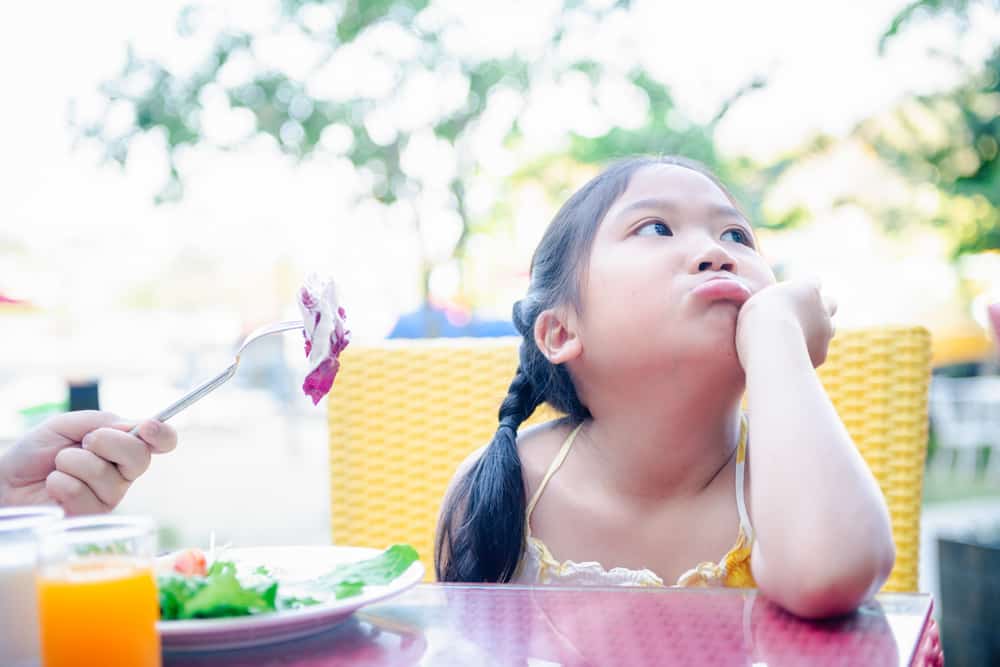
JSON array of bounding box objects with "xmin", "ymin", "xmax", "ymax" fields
[{"xmin": 512, "ymin": 415, "xmax": 756, "ymax": 588}]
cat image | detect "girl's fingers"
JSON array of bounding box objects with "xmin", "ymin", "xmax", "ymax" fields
[{"xmin": 822, "ymin": 293, "xmax": 838, "ymax": 318}]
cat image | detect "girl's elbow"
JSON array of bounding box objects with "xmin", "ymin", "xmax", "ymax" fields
[
  {"xmin": 846, "ymin": 520, "xmax": 897, "ymax": 601},
  {"xmin": 773, "ymin": 583, "xmax": 862, "ymax": 619},
  {"xmin": 762, "ymin": 538, "xmax": 896, "ymax": 619},
  {"xmin": 778, "ymin": 572, "xmax": 884, "ymax": 619},
  {"xmin": 875, "ymin": 535, "xmax": 897, "ymax": 585}
]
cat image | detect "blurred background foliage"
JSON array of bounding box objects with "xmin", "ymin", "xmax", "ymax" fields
[
  {"xmin": 70, "ymin": 0, "xmax": 998, "ymax": 335},
  {"xmin": 72, "ymin": 0, "xmax": 830, "ymax": 304}
]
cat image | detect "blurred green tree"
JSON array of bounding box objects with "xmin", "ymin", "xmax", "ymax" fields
[
  {"xmin": 77, "ymin": 0, "xmax": 778, "ymax": 314},
  {"xmin": 858, "ymin": 0, "xmax": 1000, "ymax": 256},
  {"xmin": 517, "ymin": 70, "xmax": 799, "ymax": 234}
]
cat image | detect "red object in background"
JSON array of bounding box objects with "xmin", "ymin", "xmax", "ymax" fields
[
  {"xmin": 0, "ymin": 293, "xmax": 37, "ymax": 312},
  {"xmin": 163, "ymin": 584, "xmax": 937, "ymax": 667},
  {"xmin": 171, "ymin": 549, "xmax": 208, "ymax": 577},
  {"xmin": 988, "ymin": 302, "xmax": 1000, "ymax": 343}
]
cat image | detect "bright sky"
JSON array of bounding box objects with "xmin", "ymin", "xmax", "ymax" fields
[{"xmin": 0, "ymin": 0, "xmax": 997, "ymax": 346}]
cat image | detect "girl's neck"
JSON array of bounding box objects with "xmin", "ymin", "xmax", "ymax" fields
[{"xmin": 576, "ymin": 367, "xmax": 745, "ymax": 501}]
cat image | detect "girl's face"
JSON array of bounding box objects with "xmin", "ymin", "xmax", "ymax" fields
[{"xmin": 576, "ymin": 164, "xmax": 776, "ymax": 374}]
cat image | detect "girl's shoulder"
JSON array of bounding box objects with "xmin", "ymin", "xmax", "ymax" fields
[
  {"xmin": 444, "ymin": 417, "xmax": 578, "ymax": 500},
  {"xmin": 516, "ymin": 417, "xmax": 579, "ymax": 500}
]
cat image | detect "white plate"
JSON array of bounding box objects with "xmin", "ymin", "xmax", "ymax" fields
[{"xmin": 157, "ymin": 545, "xmax": 424, "ymax": 652}]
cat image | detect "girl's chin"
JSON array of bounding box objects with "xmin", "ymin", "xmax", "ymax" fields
[
  {"xmin": 634, "ymin": 331, "xmax": 743, "ymax": 369},
  {"xmin": 678, "ymin": 325, "xmax": 743, "ymax": 364},
  {"xmin": 693, "ymin": 306, "xmax": 741, "ymax": 334}
]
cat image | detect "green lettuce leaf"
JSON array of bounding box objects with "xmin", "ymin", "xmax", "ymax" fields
[
  {"xmin": 313, "ymin": 544, "xmax": 419, "ymax": 599},
  {"xmin": 158, "ymin": 560, "xmax": 277, "ymax": 620},
  {"xmin": 278, "ymin": 595, "xmax": 322, "ymax": 610},
  {"xmin": 157, "ymin": 544, "xmax": 419, "ymax": 619},
  {"xmin": 158, "ymin": 574, "xmax": 205, "ymax": 620}
]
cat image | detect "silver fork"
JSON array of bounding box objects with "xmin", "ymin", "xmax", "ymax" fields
[{"xmin": 129, "ymin": 319, "xmax": 304, "ymax": 435}]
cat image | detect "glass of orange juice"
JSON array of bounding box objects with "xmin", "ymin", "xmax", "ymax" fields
[{"xmin": 36, "ymin": 516, "xmax": 161, "ymax": 667}]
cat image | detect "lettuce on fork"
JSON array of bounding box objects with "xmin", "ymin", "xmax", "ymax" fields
[{"xmin": 298, "ymin": 275, "xmax": 350, "ymax": 404}]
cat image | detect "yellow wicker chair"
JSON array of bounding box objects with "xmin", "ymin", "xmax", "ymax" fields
[{"xmin": 327, "ymin": 327, "xmax": 931, "ymax": 591}]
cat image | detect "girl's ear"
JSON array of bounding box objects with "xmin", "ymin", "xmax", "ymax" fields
[{"xmin": 534, "ymin": 307, "xmax": 582, "ymax": 365}]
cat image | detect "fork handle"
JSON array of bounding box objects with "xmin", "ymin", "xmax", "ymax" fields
[{"xmin": 129, "ymin": 363, "xmax": 238, "ymax": 436}]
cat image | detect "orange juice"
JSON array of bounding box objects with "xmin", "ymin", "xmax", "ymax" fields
[{"xmin": 37, "ymin": 557, "xmax": 161, "ymax": 667}]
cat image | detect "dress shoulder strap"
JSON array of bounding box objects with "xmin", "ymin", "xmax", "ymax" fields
[
  {"xmin": 525, "ymin": 423, "xmax": 585, "ymax": 534},
  {"xmin": 734, "ymin": 414, "xmax": 753, "ymax": 538}
]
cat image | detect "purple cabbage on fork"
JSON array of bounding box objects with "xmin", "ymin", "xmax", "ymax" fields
[{"xmin": 297, "ymin": 276, "xmax": 350, "ymax": 404}]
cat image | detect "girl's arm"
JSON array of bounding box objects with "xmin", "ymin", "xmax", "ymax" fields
[{"xmin": 737, "ymin": 280, "xmax": 895, "ymax": 618}]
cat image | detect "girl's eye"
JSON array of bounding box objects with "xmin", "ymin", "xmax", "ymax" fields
[
  {"xmin": 636, "ymin": 221, "xmax": 672, "ymax": 237},
  {"xmin": 722, "ymin": 228, "xmax": 754, "ymax": 247}
]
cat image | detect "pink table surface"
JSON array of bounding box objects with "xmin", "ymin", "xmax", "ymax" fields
[{"xmin": 164, "ymin": 584, "xmax": 938, "ymax": 667}]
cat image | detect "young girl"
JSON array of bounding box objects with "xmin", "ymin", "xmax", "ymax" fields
[{"xmin": 435, "ymin": 155, "xmax": 895, "ymax": 618}]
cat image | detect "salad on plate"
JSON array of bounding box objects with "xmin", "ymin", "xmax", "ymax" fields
[{"xmin": 157, "ymin": 544, "xmax": 418, "ymax": 620}]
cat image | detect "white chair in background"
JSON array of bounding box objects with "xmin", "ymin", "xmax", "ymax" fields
[{"xmin": 929, "ymin": 375, "xmax": 1000, "ymax": 479}]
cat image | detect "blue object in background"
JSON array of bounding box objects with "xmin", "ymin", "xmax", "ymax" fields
[
  {"xmin": 388, "ymin": 303, "xmax": 517, "ymax": 339},
  {"xmin": 68, "ymin": 379, "xmax": 100, "ymax": 411}
]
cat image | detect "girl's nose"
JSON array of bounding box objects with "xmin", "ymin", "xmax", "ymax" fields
[{"xmin": 691, "ymin": 241, "xmax": 737, "ymax": 274}]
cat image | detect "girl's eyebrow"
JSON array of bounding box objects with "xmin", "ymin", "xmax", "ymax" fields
[{"xmin": 613, "ymin": 197, "xmax": 749, "ymax": 226}]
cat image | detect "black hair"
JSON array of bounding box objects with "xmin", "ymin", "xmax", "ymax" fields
[{"xmin": 435, "ymin": 155, "xmax": 730, "ymax": 582}]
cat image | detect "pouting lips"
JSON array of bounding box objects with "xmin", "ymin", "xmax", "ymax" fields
[{"xmin": 689, "ymin": 277, "xmax": 752, "ymax": 305}]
